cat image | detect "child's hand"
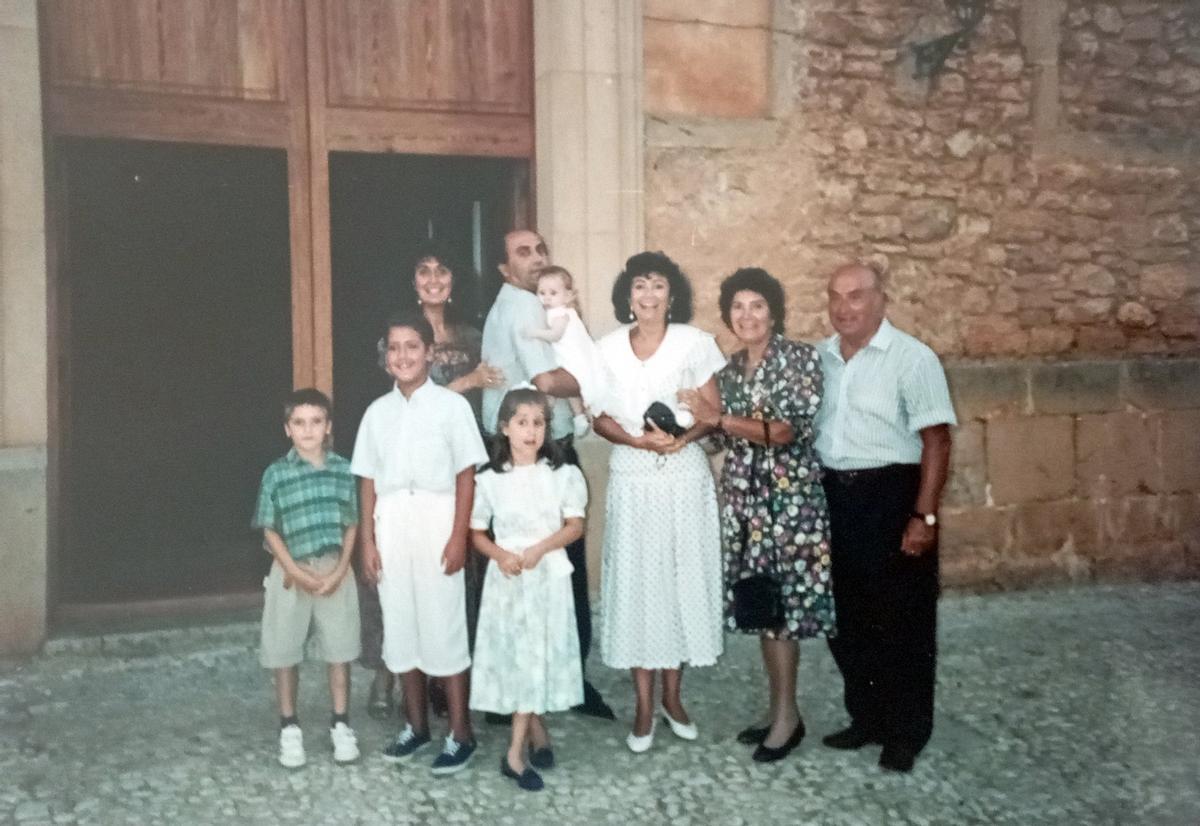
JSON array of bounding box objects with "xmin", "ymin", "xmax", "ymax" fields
[
  {"xmin": 520, "ymin": 548, "xmax": 545, "ymax": 570},
  {"xmin": 497, "ymin": 550, "xmax": 523, "ymax": 578},
  {"xmin": 441, "ymin": 535, "xmax": 467, "ymax": 575},
  {"xmin": 314, "ymin": 564, "xmax": 348, "ymax": 596},
  {"xmin": 288, "ymin": 565, "xmax": 323, "ymax": 595},
  {"xmin": 360, "ymin": 539, "xmax": 383, "ymax": 585}
]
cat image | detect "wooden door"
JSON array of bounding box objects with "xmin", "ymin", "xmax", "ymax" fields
[
  {"xmin": 39, "ymin": 0, "xmax": 534, "ymax": 607},
  {"xmin": 41, "ymin": 0, "xmax": 534, "ymax": 391}
]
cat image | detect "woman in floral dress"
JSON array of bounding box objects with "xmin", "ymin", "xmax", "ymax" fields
[{"xmin": 682, "ymin": 267, "xmax": 834, "ymax": 764}]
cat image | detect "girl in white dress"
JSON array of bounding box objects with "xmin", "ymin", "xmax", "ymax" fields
[
  {"xmin": 469, "ymin": 386, "xmax": 587, "ymax": 792},
  {"xmin": 524, "ymin": 266, "xmax": 606, "ymax": 436},
  {"xmin": 592, "ymin": 251, "xmax": 727, "ymax": 754}
]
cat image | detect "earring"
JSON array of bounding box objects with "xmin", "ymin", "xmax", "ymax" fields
[
  {"xmin": 628, "ymin": 310, "xmax": 635, "ymax": 323},
  {"xmin": 446, "ymin": 295, "xmax": 452, "ymax": 304},
  {"xmin": 417, "ymin": 297, "xmax": 423, "ymax": 306}
]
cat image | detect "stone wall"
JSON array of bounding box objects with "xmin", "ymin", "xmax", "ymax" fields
[
  {"xmin": 642, "ymin": 0, "xmax": 1200, "ymax": 587},
  {"xmin": 0, "ymin": 0, "xmax": 49, "ymax": 653},
  {"xmin": 644, "ymin": 0, "xmax": 1200, "ymax": 357},
  {"xmin": 943, "ymin": 356, "xmax": 1199, "ymax": 587},
  {"xmin": 1061, "ymin": 1, "xmax": 1200, "ymax": 139}
]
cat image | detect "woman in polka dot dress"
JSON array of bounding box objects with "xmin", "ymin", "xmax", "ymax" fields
[{"xmin": 591, "ymin": 251, "xmax": 727, "ymax": 753}]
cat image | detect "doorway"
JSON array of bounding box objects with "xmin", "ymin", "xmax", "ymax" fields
[
  {"xmin": 329, "ymin": 152, "xmax": 528, "ymax": 451},
  {"xmin": 56, "ymin": 139, "xmax": 293, "ymax": 605}
]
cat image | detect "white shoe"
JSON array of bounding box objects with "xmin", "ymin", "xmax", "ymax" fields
[
  {"xmin": 278, "ymin": 724, "xmax": 306, "ymax": 768},
  {"xmin": 330, "ymin": 721, "xmax": 360, "ymax": 764},
  {"xmin": 661, "ymin": 707, "xmax": 698, "ymax": 740},
  {"xmin": 626, "ymin": 721, "xmax": 656, "ymax": 753}
]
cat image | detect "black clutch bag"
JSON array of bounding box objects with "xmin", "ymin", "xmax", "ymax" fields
[
  {"xmin": 643, "ymin": 401, "xmax": 686, "ymax": 437},
  {"xmin": 731, "ymin": 573, "xmax": 784, "ymax": 631}
]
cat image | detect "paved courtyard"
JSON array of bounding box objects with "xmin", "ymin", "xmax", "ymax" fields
[{"xmin": 2, "ymin": 582, "xmax": 1199, "ymax": 825}]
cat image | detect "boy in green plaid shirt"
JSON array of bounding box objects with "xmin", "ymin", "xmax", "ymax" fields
[{"xmin": 253, "ymin": 388, "xmax": 360, "ymax": 768}]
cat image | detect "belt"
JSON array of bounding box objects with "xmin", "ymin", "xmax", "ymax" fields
[{"xmin": 822, "ymin": 464, "xmax": 917, "ymax": 485}]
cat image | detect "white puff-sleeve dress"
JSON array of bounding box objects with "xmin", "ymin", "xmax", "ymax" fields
[
  {"xmin": 468, "ymin": 460, "xmax": 586, "ymax": 714},
  {"xmin": 546, "ymin": 306, "xmax": 607, "ymax": 415},
  {"xmin": 595, "ymin": 323, "xmax": 728, "ymax": 669}
]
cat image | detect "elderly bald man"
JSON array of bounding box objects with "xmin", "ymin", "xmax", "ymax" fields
[{"xmin": 814, "ymin": 262, "xmax": 955, "ymax": 773}]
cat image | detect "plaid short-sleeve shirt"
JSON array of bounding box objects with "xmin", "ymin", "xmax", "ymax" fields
[{"xmin": 252, "ymin": 449, "xmax": 358, "ymax": 560}]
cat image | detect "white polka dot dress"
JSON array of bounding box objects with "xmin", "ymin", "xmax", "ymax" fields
[{"xmin": 595, "ymin": 324, "xmax": 727, "ymax": 670}]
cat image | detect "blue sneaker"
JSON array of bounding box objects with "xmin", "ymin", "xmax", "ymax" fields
[
  {"xmin": 430, "ymin": 735, "xmax": 476, "ymax": 775},
  {"xmin": 382, "ymin": 724, "xmax": 431, "ymax": 763}
]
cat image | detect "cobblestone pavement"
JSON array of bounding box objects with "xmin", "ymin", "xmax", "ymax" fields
[{"xmin": 2, "ymin": 583, "xmax": 1198, "ymax": 826}]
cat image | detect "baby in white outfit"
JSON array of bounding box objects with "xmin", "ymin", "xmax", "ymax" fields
[{"xmin": 524, "ymin": 266, "xmax": 605, "ymax": 437}]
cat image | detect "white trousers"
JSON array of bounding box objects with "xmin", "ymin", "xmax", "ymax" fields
[{"xmin": 375, "ymin": 489, "xmax": 470, "ymax": 677}]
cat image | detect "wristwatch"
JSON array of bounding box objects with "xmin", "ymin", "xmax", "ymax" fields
[{"xmin": 912, "ymin": 511, "xmax": 938, "ymax": 527}]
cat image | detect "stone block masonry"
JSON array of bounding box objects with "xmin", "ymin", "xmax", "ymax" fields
[
  {"xmin": 940, "ymin": 356, "xmax": 1200, "ymax": 589},
  {"xmin": 642, "ymin": 0, "xmax": 1200, "ymax": 588}
]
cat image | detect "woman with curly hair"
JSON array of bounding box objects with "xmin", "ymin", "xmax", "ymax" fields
[
  {"xmin": 592, "ymin": 251, "xmax": 727, "ymax": 754},
  {"xmin": 681, "ymin": 267, "xmax": 834, "ymax": 764}
]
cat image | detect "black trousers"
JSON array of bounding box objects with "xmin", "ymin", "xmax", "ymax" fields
[
  {"xmin": 823, "ymin": 464, "xmax": 938, "ymax": 753},
  {"xmin": 557, "ymin": 437, "xmax": 593, "ymax": 664}
]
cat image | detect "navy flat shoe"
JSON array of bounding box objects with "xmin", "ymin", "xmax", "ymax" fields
[{"xmin": 500, "ymin": 757, "xmax": 544, "ymax": 792}]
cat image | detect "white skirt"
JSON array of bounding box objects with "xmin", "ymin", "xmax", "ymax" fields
[
  {"xmin": 470, "ymin": 536, "xmax": 582, "ymax": 714},
  {"xmin": 599, "ymin": 443, "xmax": 724, "ymax": 669}
]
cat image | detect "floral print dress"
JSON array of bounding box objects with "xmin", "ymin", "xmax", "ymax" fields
[{"xmin": 716, "ymin": 335, "xmax": 835, "ymax": 640}]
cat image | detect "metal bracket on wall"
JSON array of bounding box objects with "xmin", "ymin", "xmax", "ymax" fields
[{"xmin": 911, "ymin": 0, "xmax": 989, "ymax": 79}]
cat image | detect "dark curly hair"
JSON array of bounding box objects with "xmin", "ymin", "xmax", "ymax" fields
[
  {"xmin": 718, "ymin": 267, "xmax": 786, "ymax": 335},
  {"xmin": 402, "ymin": 240, "xmax": 480, "ymax": 327},
  {"xmin": 610, "ymin": 251, "xmax": 694, "ymax": 324}
]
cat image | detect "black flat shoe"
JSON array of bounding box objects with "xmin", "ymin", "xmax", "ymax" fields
[
  {"xmin": 822, "ymin": 725, "xmax": 878, "ymax": 750},
  {"xmin": 879, "ymin": 743, "xmax": 917, "ymax": 773},
  {"xmin": 500, "ymin": 757, "xmax": 544, "ymax": 791},
  {"xmin": 529, "ymin": 746, "xmax": 555, "ymax": 770},
  {"xmin": 751, "ymin": 720, "xmax": 806, "ymax": 763},
  {"xmin": 736, "ymin": 725, "xmax": 770, "ymax": 745},
  {"xmin": 571, "ymin": 681, "xmax": 616, "ymax": 720}
]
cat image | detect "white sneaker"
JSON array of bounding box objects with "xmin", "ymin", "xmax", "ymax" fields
[
  {"xmin": 330, "ymin": 722, "xmax": 360, "ymax": 764},
  {"xmin": 278, "ymin": 724, "xmax": 306, "ymax": 768}
]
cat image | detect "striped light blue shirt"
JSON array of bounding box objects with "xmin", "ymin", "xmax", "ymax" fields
[{"xmin": 814, "ymin": 319, "xmax": 956, "ymax": 471}]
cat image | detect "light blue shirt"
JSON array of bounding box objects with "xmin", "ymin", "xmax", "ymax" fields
[
  {"xmin": 814, "ymin": 319, "xmax": 956, "ymax": 471},
  {"xmin": 481, "ymin": 283, "xmax": 573, "ymax": 439},
  {"xmin": 351, "ymin": 379, "xmax": 487, "ymax": 496}
]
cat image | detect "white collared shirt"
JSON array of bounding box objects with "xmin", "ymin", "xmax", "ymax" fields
[
  {"xmin": 814, "ymin": 318, "xmax": 956, "ymax": 471},
  {"xmin": 351, "ymin": 378, "xmax": 487, "ymax": 495},
  {"xmin": 481, "ymin": 283, "xmax": 573, "ymax": 439}
]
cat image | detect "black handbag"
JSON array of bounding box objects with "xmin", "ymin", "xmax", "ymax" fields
[
  {"xmin": 643, "ymin": 401, "xmax": 686, "ymax": 437},
  {"xmin": 731, "ymin": 572, "xmax": 784, "ymax": 631},
  {"xmin": 730, "ymin": 426, "xmax": 784, "ymax": 631}
]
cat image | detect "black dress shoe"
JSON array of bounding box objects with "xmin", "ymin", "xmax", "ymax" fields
[
  {"xmin": 500, "ymin": 757, "xmax": 544, "ymax": 791},
  {"xmin": 822, "ymin": 725, "xmax": 879, "ymax": 750},
  {"xmin": 485, "ymin": 712, "xmax": 513, "ymax": 725},
  {"xmin": 529, "ymin": 746, "xmax": 555, "ymax": 770},
  {"xmin": 751, "ymin": 719, "xmax": 806, "ymax": 763},
  {"xmin": 736, "ymin": 724, "xmax": 770, "ymax": 746},
  {"xmin": 571, "ymin": 681, "xmax": 616, "ymax": 720},
  {"xmin": 878, "ymin": 743, "xmax": 917, "ymax": 773}
]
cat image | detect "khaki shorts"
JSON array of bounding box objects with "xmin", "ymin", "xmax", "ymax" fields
[{"xmin": 259, "ymin": 551, "xmax": 362, "ymax": 669}]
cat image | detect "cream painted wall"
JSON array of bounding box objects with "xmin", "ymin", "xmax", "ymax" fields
[
  {"xmin": 533, "ymin": 0, "xmax": 645, "ymax": 587},
  {"xmin": 0, "ymin": 0, "xmax": 49, "ymax": 653}
]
